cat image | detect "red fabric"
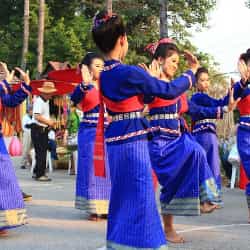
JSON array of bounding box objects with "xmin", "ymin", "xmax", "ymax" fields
[
  {"xmin": 237, "ymin": 95, "xmax": 250, "ymax": 115},
  {"xmin": 103, "ymin": 95, "xmax": 144, "ymax": 112},
  {"xmin": 152, "ymin": 170, "xmax": 158, "ymax": 191},
  {"xmin": 148, "ymin": 97, "xmax": 178, "ymax": 109},
  {"xmin": 0, "ymin": 98, "xmax": 2, "ymax": 124},
  {"xmin": 80, "ymin": 88, "xmax": 100, "ymax": 112},
  {"xmin": 239, "ymin": 163, "xmax": 249, "ymax": 190},
  {"xmin": 48, "ymin": 68, "xmax": 82, "ymax": 83},
  {"xmin": 179, "ymin": 94, "xmax": 188, "ymax": 114},
  {"xmin": 93, "ymin": 82, "xmax": 106, "ymax": 177},
  {"xmin": 93, "ymin": 94, "xmax": 145, "ymax": 177}
]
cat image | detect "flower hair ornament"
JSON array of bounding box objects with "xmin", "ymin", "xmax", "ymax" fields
[
  {"xmin": 93, "ymin": 11, "xmax": 118, "ymax": 30},
  {"xmin": 144, "ymin": 37, "xmax": 175, "ymax": 55}
]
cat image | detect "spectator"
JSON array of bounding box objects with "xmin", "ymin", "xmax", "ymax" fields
[
  {"xmin": 31, "ymin": 82, "xmax": 57, "ymax": 182},
  {"xmin": 20, "ymin": 104, "xmax": 33, "ymax": 169}
]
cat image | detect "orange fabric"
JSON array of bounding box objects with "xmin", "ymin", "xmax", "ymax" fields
[{"xmin": 80, "ymin": 88, "xmax": 100, "ymax": 112}]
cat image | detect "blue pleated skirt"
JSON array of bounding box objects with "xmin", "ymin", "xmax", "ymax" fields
[
  {"xmin": 75, "ymin": 123, "xmax": 111, "ymax": 215},
  {"xmin": 0, "ymin": 135, "xmax": 27, "ymax": 230},
  {"xmin": 237, "ymin": 126, "xmax": 250, "ymax": 207},
  {"xmin": 193, "ymin": 131, "xmax": 222, "ymax": 200},
  {"xmin": 149, "ymin": 132, "xmax": 220, "ymax": 216},
  {"xmin": 107, "ymin": 139, "xmax": 167, "ymax": 249}
]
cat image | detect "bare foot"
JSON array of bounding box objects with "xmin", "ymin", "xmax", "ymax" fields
[
  {"xmin": 214, "ymin": 204, "xmax": 222, "ymax": 209},
  {"xmin": 200, "ymin": 202, "xmax": 217, "ymax": 214},
  {"xmin": 165, "ymin": 227, "xmax": 185, "ymax": 244},
  {"xmin": 0, "ymin": 230, "xmax": 8, "ymax": 237}
]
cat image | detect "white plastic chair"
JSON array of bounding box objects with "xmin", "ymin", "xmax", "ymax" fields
[
  {"xmin": 230, "ymin": 163, "xmax": 239, "ymax": 189},
  {"xmin": 228, "ymin": 143, "xmax": 240, "ymax": 189},
  {"xmin": 68, "ymin": 150, "xmax": 78, "ymax": 175}
]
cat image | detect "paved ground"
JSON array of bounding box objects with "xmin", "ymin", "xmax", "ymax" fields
[{"xmin": 1, "ymin": 157, "xmax": 250, "ymax": 250}]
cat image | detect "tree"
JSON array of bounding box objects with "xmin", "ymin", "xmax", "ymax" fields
[
  {"xmin": 106, "ymin": 0, "xmax": 112, "ymax": 14},
  {"xmin": 21, "ymin": 0, "xmax": 30, "ymax": 70},
  {"xmin": 159, "ymin": 0, "xmax": 168, "ymax": 38},
  {"xmin": 37, "ymin": 0, "xmax": 45, "ymax": 78},
  {"xmin": 0, "ymin": 0, "xmax": 219, "ymax": 77}
]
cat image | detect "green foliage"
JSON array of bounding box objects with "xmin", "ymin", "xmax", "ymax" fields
[{"xmin": 0, "ymin": 0, "xmax": 220, "ymax": 78}]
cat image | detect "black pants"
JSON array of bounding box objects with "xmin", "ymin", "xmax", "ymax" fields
[{"xmin": 31, "ymin": 124, "xmax": 48, "ymax": 178}]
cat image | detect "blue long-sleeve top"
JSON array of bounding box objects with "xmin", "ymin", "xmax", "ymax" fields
[
  {"xmin": 148, "ymin": 95, "xmax": 223, "ymax": 137},
  {"xmin": 0, "ymin": 79, "xmax": 31, "ymax": 130},
  {"xmin": 100, "ymin": 59, "xmax": 196, "ymax": 144},
  {"xmin": 191, "ymin": 81, "xmax": 246, "ymax": 133},
  {"xmin": 71, "ymin": 83, "xmax": 100, "ymax": 128},
  {"xmin": 0, "ymin": 80, "xmax": 31, "ymax": 107}
]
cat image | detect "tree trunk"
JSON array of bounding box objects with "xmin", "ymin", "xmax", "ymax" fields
[
  {"xmin": 106, "ymin": 0, "xmax": 112, "ymax": 15},
  {"xmin": 37, "ymin": 0, "xmax": 45, "ymax": 79},
  {"xmin": 159, "ymin": 0, "xmax": 168, "ymax": 38},
  {"xmin": 21, "ymin": 0, "xmax": 30, "ymax": 70}
]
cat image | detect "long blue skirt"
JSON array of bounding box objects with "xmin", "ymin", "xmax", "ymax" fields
[
  {"xmin": 107, "ymin": 139, "xmax": 167, "ymax": 249},
  {"xmin": 0, "ymin": 135, "xmax": 27, "ymax": 230},
  {"xmin": 193, "ymin": 131, "xmax": 222, "ymax": 200},
  {"xmin": 237, "ymin": 126, "xmax": 250, "ymax": 208},
  {"xmin": 75, "ymin": 123, "xmax": 111, "ymax": 215},
  {"xmin": 149, "ymin": 133, "xmax": 220, "ymax": 216}
]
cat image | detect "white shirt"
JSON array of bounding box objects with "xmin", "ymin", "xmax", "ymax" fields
[
  {"xmin": 48, "ymin": 130, "xmax": 55, "ymax": 140},
  {"xmin": 22, "ymin": 114, "xmax": 33, "ymax": 132},
  {"xmin": 32, "ymin": 96, "xmax": 50, "ymax": 127}
]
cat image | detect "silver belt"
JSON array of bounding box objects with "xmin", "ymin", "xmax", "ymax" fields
[
  {"xmin": 195, "ymin": 119, "xmax": 215, "ymax": 125},
  {"xmin": 150, "ymin": 113, "xmax": 179, "ymax": 120},
  {"xmin": 84, "ymin": 113, "xmax": 99, "ymax": 118},
  {"xmin": 241, "ymin": 115, "xmax": 250, "ymax": 118},
  {"xmin": 111, "ymin": 111, "xmax": 143, "ymax": 121}
]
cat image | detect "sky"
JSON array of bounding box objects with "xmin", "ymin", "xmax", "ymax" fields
[{"xmin": 191, "ymin": 0, "xmax": 250, "ymax": 75}]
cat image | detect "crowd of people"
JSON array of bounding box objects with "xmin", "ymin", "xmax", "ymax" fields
[{"xmin": 0, "ymin": 9, "xmax": 250, "ymax": 250}]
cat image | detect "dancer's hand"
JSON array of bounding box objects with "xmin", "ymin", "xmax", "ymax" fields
[
  {"xmin": 238, "ymin": 59, "xmax": 250, "ymax": 83},
  {"xmin": 183, "ymin": 50, "xmax": 200, "ymax": 74},
  {"xmin": 81, "ymin": 65, "xmax": 93, "ymax": 84},
  {"xmin": 15, "ymin": 67, "xmax": 30, "ymax": 85},
  {"xmin": 0, "ymin": 62, "xmax": 14, "ymax": 83},
  {"xmin": 228, "ymin": 87, "xmax": 241, "ymax": 111},
  {"xmin": 139, "ymin": 60, "xmax": 161, "ymax": 78}
]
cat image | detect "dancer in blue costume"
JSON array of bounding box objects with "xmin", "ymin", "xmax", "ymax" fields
[
  {"xmin": 92, "ymin": 10, "xmax": 200, "ymax": 249},
  {"xmin": 144, "ymin": 40, "xmax": 236, "ymax": 243},
  {"xmin": 232, "ymin": 49, "xmax": 250, "ymax": 223},
  {"xmin": 0, "ymin": 62, "xmax": 31, "ymax": 236},
  {"xmin": 71, "ymin": 53, "xmax": 111, "ymax": 221},
  {"xmin": 191, "ymin": 67, "xmax": 230, "ymax": 202}
]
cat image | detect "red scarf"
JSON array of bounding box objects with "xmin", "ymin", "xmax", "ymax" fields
[{"xmin": 93, "ymin": 81, "xmax": 106, "ymax": 177}]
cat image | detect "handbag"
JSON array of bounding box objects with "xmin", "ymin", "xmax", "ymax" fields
[{"xmin": 67, "ymin": 133, "xmax": 78, "ymax": 147}]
